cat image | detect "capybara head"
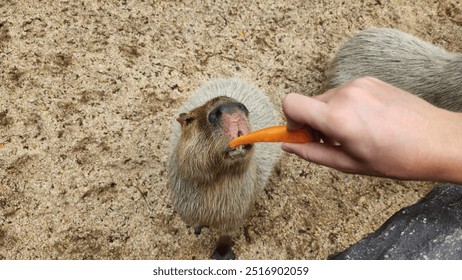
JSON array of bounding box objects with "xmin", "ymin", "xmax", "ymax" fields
[{"xmin": 174, "ymin": 96, "xmax": 254, "ymax": 183}]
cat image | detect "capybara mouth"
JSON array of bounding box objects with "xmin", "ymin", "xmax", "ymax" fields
[{"xmin": 225, "ymin": 143, "xmax": 253, "ymax": 160}]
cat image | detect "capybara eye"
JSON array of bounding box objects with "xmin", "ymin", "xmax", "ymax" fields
[{"xmin": 185, "ymin": 117, "xmax": 194, "ymax": 125}]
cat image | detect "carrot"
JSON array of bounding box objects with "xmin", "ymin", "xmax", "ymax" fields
[{"xmin": 229, "ymin": 125, "xmax": 312, "ymax": 148}]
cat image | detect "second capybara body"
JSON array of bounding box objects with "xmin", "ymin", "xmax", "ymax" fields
[{"xmin": 327, "ymin": 28, "xmax": 462, "ymax": 111}]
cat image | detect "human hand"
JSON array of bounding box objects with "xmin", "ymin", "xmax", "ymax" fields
[{"xmin": 282, "ymin": 77, "xmax": 462, "ymax": 183}]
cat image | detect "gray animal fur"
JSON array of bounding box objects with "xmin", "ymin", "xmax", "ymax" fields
[
  {"xmin": 327, "ymin": 28, "xmax": 462, "ymax": 111},
  {"xmin": 168, "ymin": 78, "xmax": 281, "ymax": 233}
]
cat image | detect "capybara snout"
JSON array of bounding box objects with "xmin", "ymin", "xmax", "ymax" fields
[{"xmin": 208, "ymin": 102, "xmax": 249, "ymax": 126}]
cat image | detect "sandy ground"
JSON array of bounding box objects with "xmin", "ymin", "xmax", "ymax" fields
[{"xmin": 1, "ymin": 0, "xmax": 461, "ymax": 260}]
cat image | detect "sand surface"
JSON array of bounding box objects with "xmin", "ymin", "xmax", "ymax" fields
[{"xmin": 1, "ymin": 0, "xmax": 461, "ymax": 259}]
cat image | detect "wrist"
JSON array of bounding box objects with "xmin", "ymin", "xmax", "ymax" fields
[{"xmin": 427, "ymin": 110, "xmax": 462, "ymax": 184}]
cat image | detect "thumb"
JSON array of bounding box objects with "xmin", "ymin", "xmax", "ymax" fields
[{"xmin": 281, "ymin": 142, "xmax": 359, "ymax": 173}]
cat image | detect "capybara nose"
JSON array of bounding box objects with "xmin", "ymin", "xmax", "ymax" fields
[{"xmin": 208, "ymin": 102, "xmax": 249, "ymax": 125}]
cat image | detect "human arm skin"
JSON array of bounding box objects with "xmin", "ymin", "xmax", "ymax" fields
[{"xmin": 281, "ymin": 77, "xmax": 462, "ymax": 184}]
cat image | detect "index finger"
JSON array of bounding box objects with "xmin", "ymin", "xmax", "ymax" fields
[{"xmin": 282, "ymin": 93, "xmax": 328, "ymax": 132}]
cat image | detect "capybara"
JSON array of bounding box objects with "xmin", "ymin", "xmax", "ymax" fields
[{"xmin": 168, "ymin": 78, "xmax": 281, "ymax": 259}]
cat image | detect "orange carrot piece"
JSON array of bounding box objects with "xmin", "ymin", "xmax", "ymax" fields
[{"xmin": 229, "ymin": 125, "xmax": 312, "ymax": 148}]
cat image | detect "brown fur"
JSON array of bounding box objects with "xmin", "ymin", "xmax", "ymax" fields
[
  {"xmin": 171, "ymin": 96, "xmax": 256, "ymax": 232},
  {"xmin": 168, "ymin": 78, "xmax": 281, "ymax": 259}
]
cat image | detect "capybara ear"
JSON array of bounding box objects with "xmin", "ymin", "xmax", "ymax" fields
[
  {"xmin": 177, "ymin": 113, "xmax": 194, "ymax": 127},
  {"xmin": 176, "ymin": 113, "xmax": 187, "ymax": 126}
]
